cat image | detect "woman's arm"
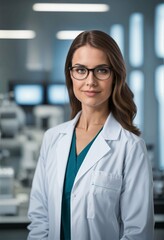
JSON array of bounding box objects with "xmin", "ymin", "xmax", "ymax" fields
[{"xmin": 120, "ymin": 139, "xmax": 154, "ymax": 240}]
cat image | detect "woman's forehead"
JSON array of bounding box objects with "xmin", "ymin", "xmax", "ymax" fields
[{"xmin": 72, "ymin": 45, "xmax": 109, "ymax": 66}]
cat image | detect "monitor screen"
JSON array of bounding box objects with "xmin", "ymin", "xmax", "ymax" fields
[
  {"xmin": 47, "ymin": 84, "xmax": 69, "ymax": 105},
  {"xmin": 14, "ymin": 84, "xmax": 44, "ymax": 105}
]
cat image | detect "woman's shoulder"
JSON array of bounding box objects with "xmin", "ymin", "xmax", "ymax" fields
[
  {"xmin": 45, "ymin": 119, "xmax": 73, "ymax": 137},
  {"xmin": 120, "ymin": 127, "xmax": 147, "ymax": 153},
  {"xmin": 38, "ymin": 119, "xmax": 73, "ymax": 155},
  {"xmin": 40, "ymin": 112, "xmax": 81, "ymax": 149},
  {"xmin": 105, "ymin": 113, "xmax": 144, "ymax": 145}
]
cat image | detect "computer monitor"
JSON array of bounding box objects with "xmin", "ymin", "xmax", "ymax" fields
[
  {"xmin": 13, "ymin": 84, "xmax": 44, "ymax": 106},
  {"xmin": 47, "ymin": 84, "xmax": 69, "ymax": 105}
]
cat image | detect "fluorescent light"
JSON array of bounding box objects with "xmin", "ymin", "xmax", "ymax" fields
[
  {"xmin": 155, "ymin": 3, "xmax": 164, "ymax": 58},
  {"xmin": 56, "ymin": 30, "xmax": 84, "ymax": 40},
  {"xmin": 155, "ymin": 65, "xmax": 164, "ymax": 101},
  {"xmin": 129, "ymin": 70, "xmax": 144, "ymax": 131},
  {"xmin": 110, "ymin": 24, "xmax": 124, "ymax": 56},
  {"xmin": 33, "ymin": 3, "xmax": 109, "ymax": 12},
  {"xmin": 0, "ymin": 30, "xmax": 36, "ymax": 39},
  {"xmin": 129, "ymin": 13, "xmax": 144, "ymax": 67}
]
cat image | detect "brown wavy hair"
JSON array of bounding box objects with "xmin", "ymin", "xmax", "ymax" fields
[{"xmin": 65, "ymin": 30, "xmax": 141, "ymax": 136}]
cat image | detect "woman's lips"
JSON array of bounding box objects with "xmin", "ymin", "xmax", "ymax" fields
[{"xmin": 83, "ymin": 91, "xmax": 100, "ymax": 97}]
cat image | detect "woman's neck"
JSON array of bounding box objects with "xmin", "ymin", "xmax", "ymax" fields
[{"xmin": 77, "ymin": 107, "xmax": 110, "ymax": 131}]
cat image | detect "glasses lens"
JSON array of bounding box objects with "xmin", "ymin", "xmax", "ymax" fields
[
  {"xmin": 94, "ymin": 67, "xmax": 111, "ymax": 80},
  {"xmin": 70, "ymin": 66, "xmax": 111, "ymax": 80},
  {"xmin": 71, "ymin": 67, "xmax": 88, "ymax": 80}
]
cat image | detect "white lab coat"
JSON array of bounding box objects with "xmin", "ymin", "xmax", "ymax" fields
[{"xmin": 27, "ymin": 112, "xmax": 154, "ymax": 240}]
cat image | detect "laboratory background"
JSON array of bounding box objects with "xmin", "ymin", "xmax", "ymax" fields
[{"xmin": 0, "ymin": 0, "xmax": 164, "ymax": 239}]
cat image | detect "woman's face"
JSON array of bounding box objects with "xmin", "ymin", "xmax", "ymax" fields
[{"xmin": 70, "ymin": 45, "xmax": 114, "ymax": 111}]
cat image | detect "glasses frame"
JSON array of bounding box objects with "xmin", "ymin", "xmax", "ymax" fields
[{"xmin": 69, "ymin": 65, "xmax": 113, "ymax": 80}]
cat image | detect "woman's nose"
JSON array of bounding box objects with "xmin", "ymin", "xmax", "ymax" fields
[{"xmin": 85, "ymin": 71, "xmax": 97, "ymax": 86}]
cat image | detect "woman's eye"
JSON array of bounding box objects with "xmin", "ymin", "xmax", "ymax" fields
[
  {"xmin": 97, "ymin": 68, "xmax": 108, "ymax": 74},
  {"xmin": 76, "ymin": 68, "xmax": 86, "ymax": 74}
]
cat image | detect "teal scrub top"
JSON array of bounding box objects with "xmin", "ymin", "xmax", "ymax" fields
[{"xmin": 61, "ymin": 129, "xmax": 102, "ymax": 240}]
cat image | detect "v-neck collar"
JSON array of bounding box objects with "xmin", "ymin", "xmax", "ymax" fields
[{"xmin": 74, "ymin": 127, "xmax": 103, "ymax": 158}]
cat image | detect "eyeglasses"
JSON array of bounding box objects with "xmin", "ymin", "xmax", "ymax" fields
[{"xmin": 69, "ymin": 65, "xmax": 112, "ymax": 80}]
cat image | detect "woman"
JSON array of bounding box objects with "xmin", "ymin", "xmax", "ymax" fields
[{"xmin": 27, "ymin": 30, "xmax": 154, "ymax": 240}]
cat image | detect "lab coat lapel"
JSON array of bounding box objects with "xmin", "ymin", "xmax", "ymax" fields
[
  {"xmin": 56, "ymin": 128, "xmax": 73, "ymax": 192},
  {"xmin": 55, "ymin": 112, "xmax": 121, "ymax": 191},
  {"xmin": 74, "ymin": 113, "xmax": 121, "ymax": 185},
  {"xmin": 55, "ymin": 113, "xmax": 81, "ymax": 192},
  {"xmin": 74, "ymin": 134, "xmax": 111, "ymax": 184}
]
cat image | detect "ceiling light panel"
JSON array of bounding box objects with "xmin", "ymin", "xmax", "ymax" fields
[
  {"xmin": 56, "ymin": 31, "xmax": 84, "ymax": 40},
  {"xmin": 33, "ymin": 3, "xmax": 110, "ymax": 12},
  {"xmin": 0, "ymin": 30, "xmax": 36, "ymax": 39}
]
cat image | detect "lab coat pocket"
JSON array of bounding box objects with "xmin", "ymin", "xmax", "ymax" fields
[{"xmin": 87, "ymin": 171, "xmax": 122, "ymax": 219}]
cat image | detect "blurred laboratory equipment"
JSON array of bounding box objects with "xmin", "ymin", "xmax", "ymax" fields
[
  {"xmin": 0, "ymin": 167, "xmax": 14, "ymax": 199},
  {"xmin": 0, "ymin": 92, "xmax": 26, "ymax": 215},
  {"xmin": 155, "ymin": 65, "xmax": 164, "ymax": 170},
  {"xmin": 0, "ymin": 91, "xmax": 25, "ymax": 138},
  {"xmin": 0, "ymin": 91, "xmax": 26, "ymax": 176},
  {"xmin": 147, "ymin": 143, "xmax": 155, "ymax": 169},
  {"xmin": 18, "ymin": 105, "xmax": 65, "ymax": 186},
  {"xmin": 18, "ymin": 128, "xmax": 43, "ymax": 187},
  {"xmin": 0, "ymin": 167, "xmax": 19, "ymax": 215},
  {"xmin": 146, "ymin": 143, "xmax": 164, "ymax": 200},
  {"xmin": 0, "ymin": 90, "xmax": 66, "ymax": 218},
  {"xmin": 153, "ymin": 170, "xmax": 164, "ymax": 200},
  {"xmin": 33, "ymin": 104, "xmax": 64, "ymax": 129}
]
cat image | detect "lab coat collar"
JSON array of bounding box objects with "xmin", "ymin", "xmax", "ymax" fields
[
  {"xmin": 59, "ymin": 111, "xmax": 122, "ymax": 141},
  {"xmin": 55, "ymin": 111, "xmax": 122, "ymax": 191},
  {"xmin": 58, "ymin": 111, "xmax": 81, "ymax": 134},
  {"xmin": 101, "ymin": 113, "xmax": 122, "ymax": 141}
]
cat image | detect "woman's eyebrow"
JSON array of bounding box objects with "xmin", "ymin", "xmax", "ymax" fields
[
  {"xmin": 72, "ymin": 63, "xmax": 86, "ymax": 67},
  {"xmin": 72, "ymin": 63, "xmax": 110, "ymax": 68}
]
